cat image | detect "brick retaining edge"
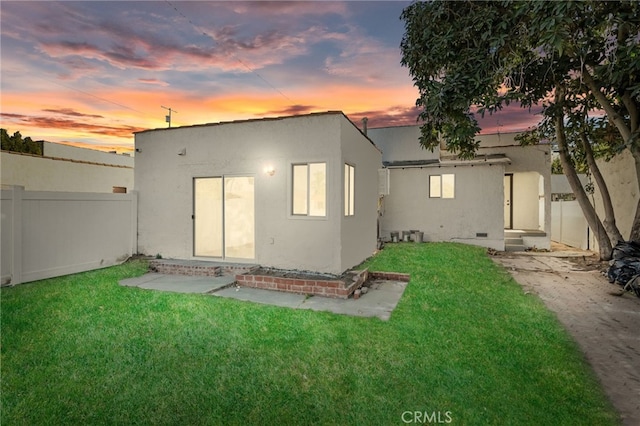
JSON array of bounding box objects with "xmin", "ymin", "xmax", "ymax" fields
[{"xmin": 235, "ymin": 269, "xmax": 410, "ymax": 299}]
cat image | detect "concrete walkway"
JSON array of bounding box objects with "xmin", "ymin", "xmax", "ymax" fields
[
  {"xmin": 119, "ymin": 274, "xmax": 407, "ymax": 321},
  {"xmin": 119, "ymin": 273, "xmax": 235, "ymax": 294},
  {"xmin": 493, "ymin": 252, "xmax": 640, "ymax": 426}
]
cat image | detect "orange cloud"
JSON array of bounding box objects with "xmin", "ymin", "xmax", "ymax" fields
[{"xmin": 1, "ymin": 112, "xmax": 145, "ymax": 138}]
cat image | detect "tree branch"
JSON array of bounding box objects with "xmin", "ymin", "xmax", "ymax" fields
[
  {"xmin": 621, "ymin": 91, "xmax": 639, "ymax": 136},
  {"xmin": 580, "ymin": 130, "xmax": 623, "ymax": 245},
  {"xmin": 582, "ymin": 68, "xmax": 632, "ymax": 143},
  {"xmin": 555, "ymin": 87, "xmax": 612, "ymax": 259}
]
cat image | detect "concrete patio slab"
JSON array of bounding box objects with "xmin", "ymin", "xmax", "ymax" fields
[
  {"xmin": 214, "ymin": 286, "xmax": 307, "ymax": 308},
  {"xmin": 119, "ymin": 273, "xmax": 235, "ymax": 294},
  {"xmin": 120, "ymin": 272, "xmax": 408, "ymax": 321},
  {"xmin": 214, "ymin": 279, "xmax": 407, "ymax": 320},
  {"xmin": 297, "ymin": 280, "xmax": 408, "ymax": 320}
]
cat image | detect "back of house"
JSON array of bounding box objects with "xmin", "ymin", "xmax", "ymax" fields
[
  {"xmin": 368, "ymin": 125, "xmax": 551, "ymax": 251},
  {"xmin": 134, "ymin": 111, "xmax": 381, "ymax": 275}
]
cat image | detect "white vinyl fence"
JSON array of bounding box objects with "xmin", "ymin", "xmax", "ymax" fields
[
  {"xmin": 1, "ymin": 186, "xmax": 137, "ymax": 285},
  {"xmin": 551, "ymin": 199, "xmax": 590, "ymax": 250}
]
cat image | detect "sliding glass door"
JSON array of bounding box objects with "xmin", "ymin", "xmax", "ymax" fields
[{"xmin": 194, "ymin": 176, "xmax": 254, "ymax": 259}]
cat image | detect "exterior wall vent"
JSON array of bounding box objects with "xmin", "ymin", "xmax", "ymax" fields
[{"xmin": 476, "ymin": 232, "xmax": 488, "ymax": 238}]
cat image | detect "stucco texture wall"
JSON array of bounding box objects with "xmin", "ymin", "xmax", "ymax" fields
[
  {"xmin": 339, "ymin": 120, "xmax": 382, "ymax": 271},
  {"xmin": 480, "ymin": 144, "xmax": 551, "ymax": 234},
  {"xmin": 44, "ymin": 142, "xmax": 133, "ymax": 167},
  {"xmin": 368, "ymin": 125, "xmax": 439, "ymax": 164},
  {"xmin": 380, "ymin": 164, "xmax": 505, "ymax": 250},
  {"xmin": 135, "ymin": 113, "xmax": 378, "ymax": 274},
  {"xmin": 593, "ymin": 149, "xmax": 638, "ymax": 241},
  {"xmin": 1, "ymin": 151, "xmax": 133, "ymax": 193}
]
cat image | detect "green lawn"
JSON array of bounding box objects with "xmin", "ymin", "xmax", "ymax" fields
[{"xmin": 1, "ymin": 243, "xmax": 618, "ymax": 425}]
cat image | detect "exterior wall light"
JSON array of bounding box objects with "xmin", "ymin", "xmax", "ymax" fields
[{"xmin": 264, "ymin": 165, "xmax": 275, "ymax": 176}]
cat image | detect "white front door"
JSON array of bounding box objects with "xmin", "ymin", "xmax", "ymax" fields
[{"xmin": 504, "ymin": 174, "xmax": 513, "ymax": 229}]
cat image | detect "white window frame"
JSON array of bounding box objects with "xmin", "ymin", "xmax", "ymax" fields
[
  {"xmin": 344, "ymin": 163, "xmax": 355, "ymax": 216},
  {"xmin": 429, "ymin": 174, "xmax": 455, "ymax": 199},
  {"xmin": 292, "ymin": 162, "xmax": 326, "ymax": 217}
]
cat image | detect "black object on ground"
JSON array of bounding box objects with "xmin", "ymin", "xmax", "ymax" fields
[{"xmin": 607, "ymin": 241, "xmax": 640, "ymax": 298}]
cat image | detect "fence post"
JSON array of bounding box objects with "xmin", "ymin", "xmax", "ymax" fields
[
  {"xmin": 11, "ymin": 185, "xmax": 23, "ymax": 285},
  {"xmin": 129, "ymin": 190, "xmax": 138, "ymax": 257},
  {"xmin": 558, "ymin": 199, "xmax": 564, "ymax": 245}
]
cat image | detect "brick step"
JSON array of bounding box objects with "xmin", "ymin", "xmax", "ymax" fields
[
  {"xmin": 150, "ymin": 260, "xmax": 222, "ymax": 276},
  {"xmin": 149, "ymin": 259, "xmax": 259, "ymax": 277},
  {"xmin": 235, "ymin": 269, "xmax": 411, "ymax": 299}
]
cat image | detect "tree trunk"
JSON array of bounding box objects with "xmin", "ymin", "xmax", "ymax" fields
[
  {"xmin": 579, "ymin": 131, "xmax": 624, "ymax": 246},
  {"xmin": 555, "ymin": 90, "xmax": 612, "ymax": 259},
  {"xmin": 630, "ymin": 198, "xmax": 640, "ymax": 242},
  {"xmin": 583, "ymin": 69, "xmax": 640, "ymax": 242},
  {"xmin": 629, "ymin": 145, "xmax": 640, "ymax": 242},
  {"xmin": 582, "ymin": 69, "xmax": 632, "ymax": 142}
]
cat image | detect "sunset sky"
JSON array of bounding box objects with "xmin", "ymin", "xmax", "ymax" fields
[{"xmin": 1, "ymin": 1, "xmax": 542, "ymax": 153}]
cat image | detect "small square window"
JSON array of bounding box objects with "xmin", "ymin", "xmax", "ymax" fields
[{"xmin": 429, "ymin": 174, "xmax": 455, "ymax": 198}]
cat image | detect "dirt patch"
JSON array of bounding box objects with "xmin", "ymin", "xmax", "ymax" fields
[{"xmin": 563, "ymin": 253, "xmax": 608, "ymax": 272}]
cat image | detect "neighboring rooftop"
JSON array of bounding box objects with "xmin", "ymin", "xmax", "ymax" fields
[{"xmin": 135, "ymin": 110, "xmax": 349, "ymax": 134}]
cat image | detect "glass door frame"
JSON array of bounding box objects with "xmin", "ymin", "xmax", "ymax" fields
[{"xmin": 193, "ymin": 175, "xmax": 255, "ymax": 260}]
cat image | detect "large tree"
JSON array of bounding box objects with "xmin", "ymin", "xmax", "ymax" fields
[
  {"xmin": 1, "ymin": 129, "xmax": 43, "ymax": 156},
  {"xmin": 400, "ymin": 0, "xmax": 640, "ymax": 259}
]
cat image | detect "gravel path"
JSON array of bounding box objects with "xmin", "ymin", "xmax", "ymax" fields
[{"xmin": 493, "ymin": 253, "xmax": 640, "ymax": 425}]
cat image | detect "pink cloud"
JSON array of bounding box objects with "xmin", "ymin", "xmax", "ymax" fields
[
  {"xmin": 5, "ymin": 1, "xmax": 363, "ymax": 79},
  {"xmin": 229, "ymin": 1, "xmax": 350, "ymax": 17},
  {"xmin": 138, "ymin": 78, "xmax": 170, "ymax": 87},
  {"xmin": 474, "ymin": 103, "xmax": 544, "ymax": 134},
  {"xmin": 351, "ymin": 102, "xmax": 544, "ymax": 134},
  {"xmin": 261, "ymin": 104, "xmax": 317, "ymax": 116},
  {"xmin": 1, "ymin": 112, "xmax": 144, "ymax": 138},
  {"xmin": 41, "ymin": 108, "xmax": 104, "ymax": 119},
  {"xmin": 348, "ymin": 105, "xmax": 422, "ymax": 129}
]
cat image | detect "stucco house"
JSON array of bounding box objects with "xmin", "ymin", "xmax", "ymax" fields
[
  {"xmin": 134, "ymin": 111, "xmax": 382, "ymax": 275},
  {"xmin": 367, "ymin": 126, "xmax": 551, "ymax": 251}
]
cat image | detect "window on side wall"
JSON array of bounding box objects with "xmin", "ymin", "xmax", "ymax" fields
[
  {"xmin": 429, "ymin": 174, "xmax": 455, "ymax": 198},
  {"xmin": 292, "ymin": 163, "xmax": 326, "ymax": 216},
  {"xmin": 344, "ymin": 163, "xmax": 355, "ymax": 216}
]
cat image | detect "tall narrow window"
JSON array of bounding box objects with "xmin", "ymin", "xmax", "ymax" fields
[
  {"xmin": 429, "ymin": 175, "xmax": 441, "ymax": 198},
  {"xmin": 292, "ymin": 162, "xmax": 326, "ymax": 216},
  {"xmin": 292, "ymin": 165, "xmax": 309, "ymax": 215},
  {"xmin": 442, "ymin": 174, "xmax": 455, "ymax": 198},
  {"xmin": 429, "ymin": 174, "xmax": 455, "ymax": 198},
  {"xmin": 344, "ymin": 163, "xmax": 355, "ymax": 216}
]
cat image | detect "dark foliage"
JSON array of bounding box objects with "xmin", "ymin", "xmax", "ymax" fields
[{"xmin": 1, "ymin": 128, "xmax": 43, "ymax": 155}]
